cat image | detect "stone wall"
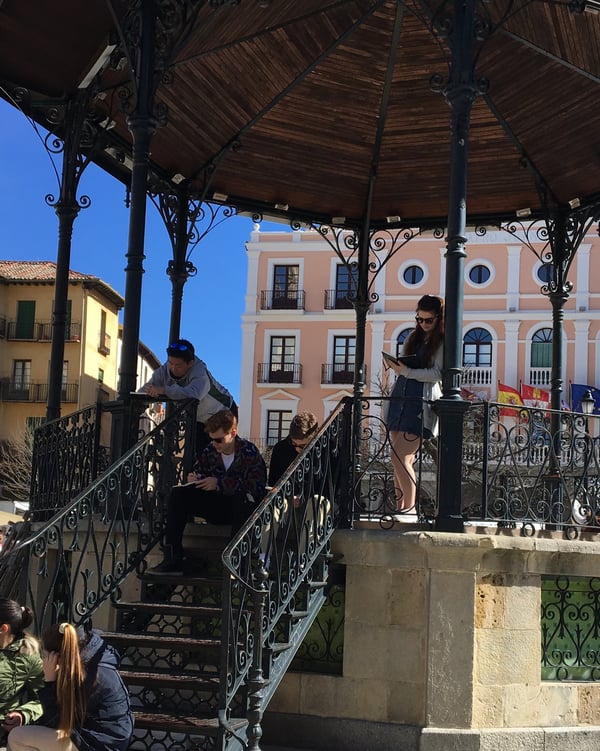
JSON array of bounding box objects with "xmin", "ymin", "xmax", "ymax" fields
[{"xmin": 263, "ymin": 528, "xmax": 600, "ymax": 751}]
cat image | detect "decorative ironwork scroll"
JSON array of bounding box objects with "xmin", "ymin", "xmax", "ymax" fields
[
  {"xmin": 220, "ymin": 400, "xmax": 352, "ymax": 740},
  {"xmin": 542, "ymin": 576, "xmax": 600, "ymax": 681},
  {"xmin": 0, "ymin": 399, "xmax": 196, "ymax": 634}
]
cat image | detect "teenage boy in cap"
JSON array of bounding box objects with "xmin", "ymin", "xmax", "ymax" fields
[{"xmin": 140, "ymin": 338, "xmax": 237, "ymax": 452}]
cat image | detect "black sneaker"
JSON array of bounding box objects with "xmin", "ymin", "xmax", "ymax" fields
[{"xmin": 147, "ymin": 558, "xmax": 184, "ymax": 576}]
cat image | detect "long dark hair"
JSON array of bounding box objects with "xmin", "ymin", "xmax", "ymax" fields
[
  {"xmin": 0, "ymin": 598, "xmax": 33, "ymax": 639},
  {"xmin": 403, "ymin": 294, "xmax": 444, "ymax": 365}
]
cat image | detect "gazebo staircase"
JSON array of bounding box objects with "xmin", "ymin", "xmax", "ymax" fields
[
  {"xmin": 103, "ymin": 533, "xmax": 333, "ymax": 751},
  {"xmin": 0, "ymin": 398, "xmax": 352, "ymax": 751}
]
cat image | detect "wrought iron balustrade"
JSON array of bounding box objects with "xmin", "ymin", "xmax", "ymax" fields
[
  {"xmin": 98, "ymin": 330, "xmax": 111, "ymax": 355},
  {"xmin": 220, "ymin": 399, "xmax": 352, "ymax": 743},
  {"xmin": 260, "ymin": 289, "xmax": 305, "ymax": 310},
  {"xmin": 542, "ymin": 575, "xmax": 600, "ymax": 681},
  {"xmin": 352, "ymin": 396, "xmax": 600, "ymax": 537},
  {"xmin": 256, "ymin": 362, "xmax": 302, "ymax": 384},
  {"xmin": 323, "ymin": 289, "xmax": 354, "ymax": 310},
  {"xmin": 0, "ymin": 381, "xmax": 79, "ymax": 402},
  {"xmin": 0, "ymin": 399, "xmax": 196, "ymax": 633},
  {"xmin": 36, "ymin": 321, "xmax": 81, "ymax": 341},
  {"xmin": 29, "ymin": 403, "xmax": 103, "ymax": 520},
  {"xmin": 6, "ymin": 320, "xmax": 81, "ymax": 341},
  {"xmin": 321, "ymin": 362, "xmax": 363, "ymax": 384}
]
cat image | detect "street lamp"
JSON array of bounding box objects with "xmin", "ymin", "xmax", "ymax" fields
[
  {"xmin": 581, "ymin": 390, "xmax": 595, "ymax": 433},
  {"xmin": 580, "ymin": 390, "xmax": 596, "ymax": 526}
]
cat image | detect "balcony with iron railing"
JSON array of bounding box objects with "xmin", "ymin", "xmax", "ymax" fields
[
  {"xmin": 257, "ymin": 362, "xmax": 302, "ymax": 384},
  {"xmin": 98, "ymin": 330, "xmax": 111, "ymax": 356},
  {"xmin": 0, "ymin": 315, "xmax": 6, "ymax": 338},
  {"xmin": 0, "ymin": 380, "xmax": 78, "ymax": 402},
  {"xmin": 321, "ymin": 362, "xmax": 363, "ymax": 384},
  {"xmin": 324, "ymin": 289, "xmax": 355, "ymax": 310},
  {"xmin": 6, "ymin": 320, "xmax": 81, "ymax": 341},
  {"xmin": 260, "ymin": 289, "xmax": 305, "ymax": 311}
]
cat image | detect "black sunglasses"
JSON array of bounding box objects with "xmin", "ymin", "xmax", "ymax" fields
[
  {"xmin": 415, "ymin": 315, "xmax": 437, "ymax": 324},
  {"xmin": 209, "ymin": 435, "xmax": 225, "ymax": 444}
]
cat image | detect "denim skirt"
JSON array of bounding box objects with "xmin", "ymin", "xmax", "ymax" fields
[{"xmin": 387, "ymin": 375, "xmax": 432, "ymax": 438}]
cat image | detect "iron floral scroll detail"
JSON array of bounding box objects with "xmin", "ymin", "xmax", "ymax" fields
[{"xmin": 0, "ymin": 399, "xmax": 196, "ymax": 634}]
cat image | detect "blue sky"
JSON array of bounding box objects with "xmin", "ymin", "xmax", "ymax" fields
[{"xmin": 0, "ymin": 98, "xmax": 284, "ymax": 402}]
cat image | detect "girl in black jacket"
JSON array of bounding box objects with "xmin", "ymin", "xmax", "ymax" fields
[{"xmin": 7, "ymin": 623, "xmax": 133, "ymax": 751}]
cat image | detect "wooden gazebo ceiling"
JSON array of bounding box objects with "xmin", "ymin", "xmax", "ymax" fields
[{"xmin": 1, "ymin": 0, "xmax": 600, "ymax": 228}]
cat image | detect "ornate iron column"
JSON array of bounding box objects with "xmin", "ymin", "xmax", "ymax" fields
[
  {"xmin": 117, "ymin": 0, "xmax": 158, "ymax": 402},
  {"xmin": 149, "ymin": 189, "xmax": 237, "ymax": 344},
  {"xmin": 45, "ymin": 96, "xmax": 94, "ymax": 420},
  {"xmin": 433, "ymin": 0, "xmax": 479, "ymax": 532},
  {"xmin": 164, "ymin": 191, "xmax": 197, "ymax": 344},
  {"xmin": 9, "ymin": 87, "xmax": 97, "ymax": 422},
  {"xmin": 108, "ymin": 0, "xmax": 205, "ymax": 458}
]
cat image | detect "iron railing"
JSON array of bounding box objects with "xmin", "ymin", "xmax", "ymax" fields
[
  {"xmin": 256, "ymin": 362, "xmax": 302, "ymax": 384},
  {"xmin": 0, "ymin": 399, "xmax": 196, "ymax": 634},
  {"xmin": 220, "ymin": 399, "xmax": 352, "ymax": 746},
  {"xmin": 542, "ymin": 575, "xmax": 600, "ymax": 681},
  {"xmin": 260, "ymin": 289, "xmax": 305, "ymax": 310},
  {"xmin": 6, "ymin": 320, "xmax": 81, "ymax": 341},
  {"xmin": 29, "ymin": 404, "xmax": 104, "ymax": 521},
  {"xmin": 0, "ymin": 381, "xmax": 79, "ymax": 403},
  {"xmin": 323, "ymin": 289, "xmax": 354, "ymax": 309},
  {"xmin": 353, "ymin": 396, "xmax": 600, "ymax": 536},
  {"xmin": 321, "ymin": 362, "xmax": 363, "ymax": 384}
]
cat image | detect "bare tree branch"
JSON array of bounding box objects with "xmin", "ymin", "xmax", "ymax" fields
[{"xmin": 0, "ymin": 425, "xmax": 34, "ymax": 503}]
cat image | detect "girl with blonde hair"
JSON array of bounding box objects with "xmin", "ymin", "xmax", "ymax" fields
[{"xmin": 7, "ymin": 623, "xmax": 133, "ymax": 751}]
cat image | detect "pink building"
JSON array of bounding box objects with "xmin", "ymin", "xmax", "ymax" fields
[{"xmin": 239, "ymin": 224, "xmax": 600, "ymax": 445}]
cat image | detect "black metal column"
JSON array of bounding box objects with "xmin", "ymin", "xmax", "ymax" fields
[
  {"xmin": 46, "ymin": 96, "xmax": 92, "ymax": 421},
  {"xmin": 548, "ymin": 214, "xmax": 568, "ymax": 445},
  {"xmin": 167, "ymin": 193, "xmax": 191, "ymax": 343},
  {"xmin": 118, "ymin": 5, "xmax": 156, "ymax": 399},
  {"xmin": 353, "ymin": 227, "xmax": 370, "ymax": 405},
  {"xmin": 433, "ymin": 0, "xmax": 477, "ymax": 532},
  {"xmin": 110, "ymin": 0, "xmax": 158, "ymax": 459}
]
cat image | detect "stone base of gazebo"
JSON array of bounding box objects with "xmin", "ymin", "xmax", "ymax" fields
[
  {"xmin": 262, "ymin": 714, "xmax": 600, "ymax": 751},
  {"xmin": 263, "ymin": 529, "xmax": 600, "ymax": 751}
]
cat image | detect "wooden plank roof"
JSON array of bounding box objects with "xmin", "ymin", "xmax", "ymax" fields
[{"xmin": 0, "ymin": 0, "xmax": 599, "ymax": 228}]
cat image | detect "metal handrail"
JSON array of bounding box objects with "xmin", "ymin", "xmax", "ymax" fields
[
  {"xmin": 0, "ymin": 398, "xmax": 197, "ymax": 634},
  {"xmin": 219, "ymin": 398, "xmax": 352, "ymax": 731}
]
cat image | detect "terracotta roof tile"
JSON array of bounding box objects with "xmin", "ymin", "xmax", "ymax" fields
[{"xmin": 0, "ymin": 260, "xmax": 92, "ymax": 282}]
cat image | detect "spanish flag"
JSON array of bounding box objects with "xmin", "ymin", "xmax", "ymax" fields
[{"xmin": 497, "ymin": 383, "xmax": 524, "ymax": 417}]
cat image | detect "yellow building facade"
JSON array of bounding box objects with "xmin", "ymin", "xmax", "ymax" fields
[
  {"xmin": 239, "ymin": 225, "xmax": 600, "ymax": 446},
  {"xmin": 0, "ymin": 261, "xmax": 123, "ymax": 441}
]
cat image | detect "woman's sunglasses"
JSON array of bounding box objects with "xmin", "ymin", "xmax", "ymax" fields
[{"xmin": 415, "ymin": 315, "xmax": 437, "ymax": 324}]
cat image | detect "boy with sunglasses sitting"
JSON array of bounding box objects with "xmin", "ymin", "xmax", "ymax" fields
[{"xmin": 148, "ymin": 409, "xmax": 267, "ymax": 575}]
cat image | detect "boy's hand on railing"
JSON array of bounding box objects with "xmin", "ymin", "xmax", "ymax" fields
[{"xmin": 144, "ymin": 385, "xmax": 164, "ymax": 399}]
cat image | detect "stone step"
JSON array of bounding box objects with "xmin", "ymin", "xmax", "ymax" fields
[{"xmin": 131, "ymin": 710, "xmax": 246, "ymax": 736}]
